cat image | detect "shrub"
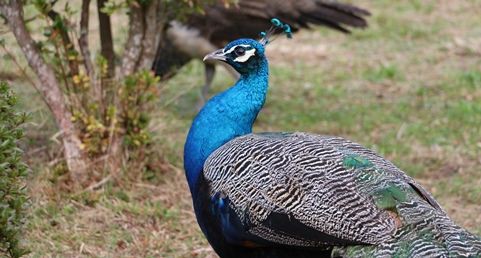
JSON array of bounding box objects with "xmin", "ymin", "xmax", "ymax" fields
[
  {"xmin": 0, "ymin": 0, "xmax": 233, "ymax": 185},
  {"xmin": 0, "ymin": 82, "xmax": 29, "ymax": 258}
]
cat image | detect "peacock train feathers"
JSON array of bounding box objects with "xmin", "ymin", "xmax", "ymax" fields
[{"xmin": 183, "ymin": 20, "xmax": 481, "ymax": 258}]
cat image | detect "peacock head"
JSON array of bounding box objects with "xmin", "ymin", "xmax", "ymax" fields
[
  {"xmin": 203, "ymin": 18, "xmax": 292, "ymax": 75},
  {"xmin": 203, "ymin": 38, "xmax": 266, "ymax": 75}
]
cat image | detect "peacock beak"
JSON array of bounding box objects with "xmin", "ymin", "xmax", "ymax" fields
[{"xmin": 203, "ymin": 49, "xmax": 227, "ymax": 62}]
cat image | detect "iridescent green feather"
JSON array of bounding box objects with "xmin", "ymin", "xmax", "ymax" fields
[
  {"xmin": 343, "ymin": 154, "xmax": 408, "ymax": 212},
  {"xmin": 372, "ymin": 184, "xmax": 407, "ymax": 211},
  {"xmin": 342, "ymin": 154, "xmax": 373, "ymax": 169}
]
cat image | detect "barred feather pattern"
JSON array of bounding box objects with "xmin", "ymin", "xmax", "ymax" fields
[
  {"xmin": 332, "ymin": 202, "xmax": 481, "ymax": 257},
  {"xmin": 203, "ymin": 132, "xmax": 481, "ymax": 256}
]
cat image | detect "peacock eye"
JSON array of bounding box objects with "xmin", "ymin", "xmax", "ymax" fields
[{"xmin": 234, "ymin": 47, "xmax": 246, "ymax": 56}]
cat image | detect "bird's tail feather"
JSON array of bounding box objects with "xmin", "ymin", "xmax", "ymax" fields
[
  {"xmin": 306, "ymin": 1, "xmax": 371, "ymax": 32},
  {"xmin": 236, "ymin": 0, "xmax": 370, "ymax": 34},
  {"xmin": 332, "ymin": 201, "xmax": 481, "ymax": 257}
]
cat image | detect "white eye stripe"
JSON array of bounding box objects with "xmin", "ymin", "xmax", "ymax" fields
[
  {"xmin": 233, "ymin": 48, "xmax": 256, "ymax": 62},
  {"xmin": 223, "ymin": 44, "xmax": 252, "ymax": 54}
]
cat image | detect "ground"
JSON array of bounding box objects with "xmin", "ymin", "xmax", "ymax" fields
[{"xmin": 1, "ymin": 0, "xmax": 480, "ymax": 257}]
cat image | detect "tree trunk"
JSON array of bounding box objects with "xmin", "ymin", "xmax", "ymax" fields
[
  {"xmin": 139, "ymin": 1, "xmax": 164, "ymax": 69},
  {"xmin": 0, "ymin": 1, "xmax": 89, "ymax": 185},
  {"xmin": 97, "ymin": 0, "xmax": 115, "ymax": 78},
  {"xmin": 121, "ymin": 2, "xmax": 144, "ymax": 76},
  {"xmin": 79, "ymin": 0, "xmax": 100, "ymax": 102}
]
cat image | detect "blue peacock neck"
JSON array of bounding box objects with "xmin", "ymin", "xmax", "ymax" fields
[{"xmin": 184, "ymin": 57, "xmax": 269, "ymax": 194}]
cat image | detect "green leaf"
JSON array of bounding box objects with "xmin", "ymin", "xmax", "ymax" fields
[{"xmin": 0, "ymin": 82, "xmax": 29, "ymax": 257}]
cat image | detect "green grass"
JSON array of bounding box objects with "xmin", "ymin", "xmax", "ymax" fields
[{"xmin": 2, "ymin": 0, "xmax": 481, "ymax": 257}]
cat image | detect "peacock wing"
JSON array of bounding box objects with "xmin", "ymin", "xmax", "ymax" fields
[{"xmin": 203, "ymin": 132, "xmax": 442, "ymax": 247}]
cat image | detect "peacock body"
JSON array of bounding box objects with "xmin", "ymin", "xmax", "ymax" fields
[{"xmin": 183, "ymin": 37, "xmax": 481, "ymax": 257}]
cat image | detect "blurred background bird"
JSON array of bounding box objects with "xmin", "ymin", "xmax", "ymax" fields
[{"xmin": 152, "ymin": 0, "xmax": 370, "ymax": 105}]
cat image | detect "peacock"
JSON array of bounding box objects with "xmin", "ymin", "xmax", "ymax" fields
[
  {"xmin": 183, "ymin": 19, "xmax": 481, "ymax": 258},
  {"xmin": 152, "ymin": 0, "xmax": 370, "ymax": 104}
]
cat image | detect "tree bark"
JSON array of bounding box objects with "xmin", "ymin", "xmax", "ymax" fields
[
  {"xmin": 139, "ymin": 1, "xmax": 163, "ymax": 69},
  {"xmin": 0, "ymin": 0, "xmax": 89, "ymax": 185},
  {"xmin": 97, "ymin": 0, "xmax": 115, "ymax": 78},
  {"xmin": 121, "ymin": 1, "xmax": 144, "ymax": 76},
  {"xmin": 79, "ymin": 0, "xmax": 99, "ymax": 101}
]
